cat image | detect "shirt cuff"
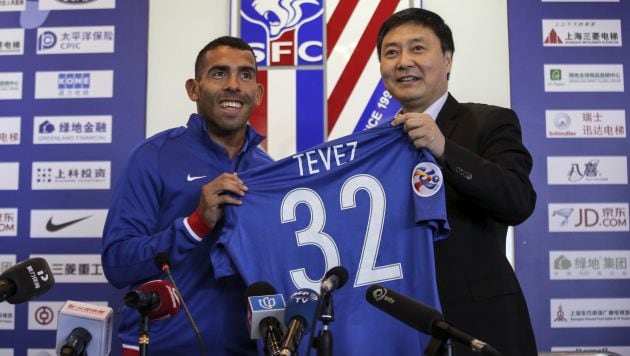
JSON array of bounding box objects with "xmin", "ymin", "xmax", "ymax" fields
[{"xmin": 184, "ymin": 209, "xmax": 214, "ymax": 240}]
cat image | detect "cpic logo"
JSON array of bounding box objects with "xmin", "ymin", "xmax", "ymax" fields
[
  {"xmin": 37, "ymin": 31, "xmax": 57, "ymax": 51},
  {"xmin": 240, "ymin": 0, "xmax": 323, "ymax": 66}
]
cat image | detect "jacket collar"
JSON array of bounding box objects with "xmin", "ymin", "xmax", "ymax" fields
[
  {"xmin": 435, "ymin": 93, "xmax": 461, "ymax": 138},
  {"xmin": 187, "ymin": 113, "xmax": 266, "ymax": 155}
]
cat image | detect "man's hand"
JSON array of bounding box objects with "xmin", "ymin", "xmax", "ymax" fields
[
  {"xmin": 197, "ymin": 172, "xmax": 248, "ymax": 228},
  {"xmin": 391, "ymin": 112, "xmax": 446, "ymax": 160}
]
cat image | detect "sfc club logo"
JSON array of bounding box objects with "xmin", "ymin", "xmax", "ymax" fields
[
  {"xmin": 411, "ymin": 162, "xmax": 443, "ymax": 197},
  {"xmin": 240, "ymin": 0, "xmax": 323, "ymax": 66}
]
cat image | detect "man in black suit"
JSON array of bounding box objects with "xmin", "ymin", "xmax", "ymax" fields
[{"xmin": 377, "ymin": 8, "xmax": 538, "ymax": 356}]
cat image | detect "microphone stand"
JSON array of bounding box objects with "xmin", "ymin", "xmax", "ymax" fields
[
  {"xmin": 139, "ymin": 314, "xmax": 149, "ymax": 356},
  {"xmin": 423, "ymin": 326, "xmax": 452, "ymax": 356},
  {"xmin": 313, "ymin": 293, "xmax": 334, "ymax": 356}
]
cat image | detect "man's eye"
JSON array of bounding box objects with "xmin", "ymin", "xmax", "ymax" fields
[
  {"xmin": 211, "ymin": 70, "xmax": 225, "ymax": 78},
  {"xmin": 241, "ymin": 72, "xmax": 253, "ymax": 80}
]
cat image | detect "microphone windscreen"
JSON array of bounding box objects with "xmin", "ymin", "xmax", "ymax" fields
[
  {"xmin": 1, "ymin": 257, "xmax": 55, "ymax": 304},
  {"xmin": 136, "ymin": 280, "xmax": 181, "ymax": 320},
  {"xmin": 284, "ymin": 288, "xmax": 319, "ymax": 331},
  {"xmin": 324, "ymin": 266, "xmax": 349, "ymax": 289},
  {"xmin": 246, "ymin": 282, "xmax": 286, "ymax": 339},
  {"xmin": 365, "ymin": 285, "xmax": 443, "ymax": 335},
  {"xmin": 154, "ymin": 252, "xmax": 170, "ymax": 270},
  {"xmin": 55, "ymin": 300, "xmax": 113, "ymax": 356},
  {"xmin": 245, "ymin": 281, "xmax": 277, "ymax": 298}
]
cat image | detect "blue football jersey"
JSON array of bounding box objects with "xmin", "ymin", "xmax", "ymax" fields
[{"xmin": 213, "ymin": 124, "xmax": 450, "ymax": 355}]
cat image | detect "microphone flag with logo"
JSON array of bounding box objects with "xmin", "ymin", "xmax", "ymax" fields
[
  {"xmin": 55, "ymin": 300, "xmax": 113, "ymax": 356},
  {"xmin": 124, "ymin": 279, "xmax": 181, "ymax": 320},
  {"xmin": 0, "ymin": 257, "xmax": 55, "ymax": 304}
]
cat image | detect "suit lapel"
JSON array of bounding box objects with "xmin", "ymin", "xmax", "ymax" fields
[{"xmin": 435, "ymin": 94, "xmax": 461, "ymax": 138}]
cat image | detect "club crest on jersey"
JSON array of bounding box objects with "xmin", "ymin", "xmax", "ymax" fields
[
  {"xmin": 411, "ymin": 162, "xmax": 443, "ymax": 197},
  {"xmin": 240, "ymin": 0, "xmax": 323, "ymax": 66}
]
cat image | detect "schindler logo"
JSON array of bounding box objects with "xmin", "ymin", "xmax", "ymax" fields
[{"xmin": 546, "ymin": 110, "xmax": 626, "ymax": 139}]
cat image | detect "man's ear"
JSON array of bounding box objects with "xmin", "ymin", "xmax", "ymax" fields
[
  {"xmin": 254, "ymin": 82, "xmax": 264, "ymax": 106},
  {"xmin": 444, "ymin": 51, "xmax": 453, "ymax": 80},
  {"xmin": 185, "ymin": 78, "xmax": 199, "ymax": 101}
]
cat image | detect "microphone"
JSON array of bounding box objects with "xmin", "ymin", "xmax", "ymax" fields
[
  {"xmin": 124, "ymin": 280, "xmax": 181, "ymax": 320},
  {"xmin": 280, "ymin": 288, "xmax": 320, "ymax": 356},
  {"xmin": 245, "ymin": 281, "xmax": 286, "ymax": 356},
  {"xmin": 305, "ymin": 265, "xmax": 349, "ymax": 356},
  {"xmin": 60, "ymin": 327, "xmax": 91, "ymax": 356},
  {"xmin": 366, "ymin": 285, "xmax": 502, "ymax": 356},
  {"xmin": 55, "ymin": 300, "xmax": 113, "ymax": 356},
  {"xmin": 319, "ymin": 266, "xmax": 348, "ymax": 295},
  {"xmin": 0, "ymin": 257, "xmax": 55, "ymax": 304},
  {"xmin": 154, "ymin": 252, "xmax": 206, "ymax": 356}
]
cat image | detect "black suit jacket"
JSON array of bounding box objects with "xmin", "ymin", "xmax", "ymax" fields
[{"xmin": 434, "ymin": 94, "xmax": 537, "ymax": 356}]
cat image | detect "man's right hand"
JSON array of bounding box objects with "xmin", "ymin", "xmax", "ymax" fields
[{"xmin": 197, "ymin": 172, "xmax": 248, "ymax": 228}]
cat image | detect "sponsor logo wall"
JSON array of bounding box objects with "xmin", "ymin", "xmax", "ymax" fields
[
  {"xmin": 508, "ymin": 0, "xmax": 629, "ymax": 350},
  {"xmin": 0, "ymin": 1, "xmax": 148, "ymax": 353}
]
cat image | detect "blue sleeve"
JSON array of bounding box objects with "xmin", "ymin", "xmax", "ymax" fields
[
  {"xmin": 412, "ymin": 148, "xmax": 451, "ymax": 240},
  {"xmin": 101, "ymin": 142, "xmax": 204, "ymax": 288}
]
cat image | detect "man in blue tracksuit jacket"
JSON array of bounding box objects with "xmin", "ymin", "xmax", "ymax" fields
[{"xmin": 101, "ymin": 36, "xmax": 272, "ymax": 355}]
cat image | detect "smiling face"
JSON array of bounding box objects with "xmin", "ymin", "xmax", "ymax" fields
[
  {"xmin": 186, "ymin": 45, "xmax": 263, "ymax": 139},
  {"xmin": 379, "ymin": 23, "xmax": 452, "ymax": 113}
]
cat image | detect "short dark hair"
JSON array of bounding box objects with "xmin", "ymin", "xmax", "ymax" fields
[
  {"xmin": 376, "ymin": 8, "xmax": 454, "ymax": 60},
  {"xmin": 194, "ymin": 36, "xmax": 258, "ymax": 78}
]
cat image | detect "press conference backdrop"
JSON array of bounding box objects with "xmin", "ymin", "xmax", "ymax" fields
[
  {"xmin": 508, "ymin": 0, "xmax": 630, "ymax": 353},
  {"xmin": 1, "ymin": 0, "xmax": 629, "ymax": 354},
  {"xmin": 0, "ymin": 0, "xmax": 148, "ymax": 355}
]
